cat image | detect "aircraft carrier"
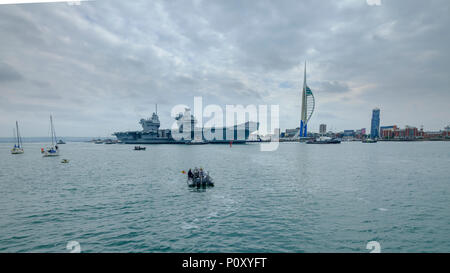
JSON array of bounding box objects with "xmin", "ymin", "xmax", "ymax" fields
[{"xmin": 113, "ymin": 108, "xmax": 258, "ymax": 144}]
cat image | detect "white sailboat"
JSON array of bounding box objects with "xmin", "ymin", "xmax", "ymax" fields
[
  {"xmin": 43, "ymin": 115, "xmax": 60, "ymax": 157},
  {"xmin": 11, "ymin": 121, "xmax": 24, "ymax": 154}
]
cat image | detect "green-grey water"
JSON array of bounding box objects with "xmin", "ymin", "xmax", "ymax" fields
[{"xmin": 0, "ymin": 142, "xmax": 449, "ymax": 252}]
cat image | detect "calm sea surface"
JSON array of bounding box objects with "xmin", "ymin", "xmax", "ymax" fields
[{"xmin": 0, "ymin": 142, "xmax": 449, "ymax": 253}]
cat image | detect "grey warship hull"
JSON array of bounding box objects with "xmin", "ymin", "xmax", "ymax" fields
[
  {"xmin": 114, "ymin": 130, "xmax": 250, "ymax": 144},
  {"xmin": 113, "ymin": 131, "xmax": 185, "ymax": 144}
]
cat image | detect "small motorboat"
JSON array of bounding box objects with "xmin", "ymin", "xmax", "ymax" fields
[
  {"xmin": 187, "ymin": 172, "xmax": 214, "ymax": 188},
  {"xmin": 57, "ymin": 140, "xmax": 66, "ymax": 144},
  {"xmin": 134, "ymin": 146, "xmax": 146, "ymax": 151},
  {"xmin": 306, "ymin": 136, "xmax": 341, "ymax": 144},
  {"xmin": 186, "ymin": 140, "xmax": 208, "ymax": 145},
  {"xmin": 186, "ymin": 138, "xmax": 208, "ymax": 145},
  {"xmin": 43, "ymin": 147, "xmax": 60, "ymax": 157},
  {"xmin": 104, "ymin": 139, "xmax": 115, "ymax": 144},
  {"xmin": 186, "ymin": 135, "xmax": 208, "ymax": 145},
  {"xmin": 362, "ymin": 138, "xmax": 378, "ymax": 143},
  {"xmin": 61, "ymin": 159, "xmax": 69, "ymax": 163}
]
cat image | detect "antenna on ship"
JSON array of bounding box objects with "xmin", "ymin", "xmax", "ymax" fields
[{"xmin": 155, "ymin": 104, "xmax": 158, "ymax": 115}]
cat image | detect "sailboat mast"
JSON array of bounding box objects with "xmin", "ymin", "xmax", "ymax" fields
[
  {"xmin": 50, "ymin": 115, "xmax": 55, "ymax": 146},
  {"xmin": 16, "ymin": 121, "xmax": 20, "ymax": 147},
  {"xmin": 53, "ymin": 117, "xmax": 56, "ymax": 143}
]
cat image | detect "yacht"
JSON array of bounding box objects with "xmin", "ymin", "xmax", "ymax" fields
[
  {"xmin": 43, "ymin": 115, "xmax": 60, "ymax": 157},
  {"xmin": 11, "ymin": 121, "xmax": 24, "ymax": 154}
]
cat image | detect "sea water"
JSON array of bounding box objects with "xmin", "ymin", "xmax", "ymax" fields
[{"xmin": 0, "ymin": 142, "xmax": 449, "ymax": 252}]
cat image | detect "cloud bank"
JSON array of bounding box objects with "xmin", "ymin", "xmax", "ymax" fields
[{"xmin": 0, "ymin": 0, "xmax": 449, "ymax": 137}]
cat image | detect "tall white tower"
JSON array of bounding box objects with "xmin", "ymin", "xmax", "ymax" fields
[{"xmin": 299, "ymin": 62, "xmax": 315, "ymax": 138}]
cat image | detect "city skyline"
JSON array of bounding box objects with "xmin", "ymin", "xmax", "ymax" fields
[{"xmin": 1, "ymin": 0, "xmax": 450, "ymax": 137}]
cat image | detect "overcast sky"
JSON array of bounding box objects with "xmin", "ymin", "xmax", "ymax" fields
[{"xmin": 0, "ymin": 0, "xmax": 449, "ymax": 137}]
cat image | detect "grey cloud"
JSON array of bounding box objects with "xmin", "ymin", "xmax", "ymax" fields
[
  {"xmin": 0, "ymin": 62, "xmax": 22, "ymax": 82},
  {"xmin": 316, "ymin": 81, "xmax": 350, "ymax": 94}
]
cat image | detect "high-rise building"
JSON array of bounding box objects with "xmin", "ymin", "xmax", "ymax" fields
[
  {"xmin": 370, "ymin": 108, "xmax": 380, "ymax": 139},
  {"xmin": 319, "ymin": 124, "xmax": 327, "ymax": 134}
]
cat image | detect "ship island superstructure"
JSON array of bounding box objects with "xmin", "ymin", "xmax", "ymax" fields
[{"xmin": 113, "ymin": 107, "xmax": 258, "ymax": 144}]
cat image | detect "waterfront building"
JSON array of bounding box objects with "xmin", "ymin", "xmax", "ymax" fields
[
  {"xmin": 380, "ymin": 125, "xmax": 422, "ymax": 140},
  {"xmin": 319, "ymin": 124, "xmax": 327, "ymax": 135},
  {"xmin": 344, "ymin": 130, "xmax": 355, "ymax": 137},
  {"xmin": 423, "ymin": 131, "xmax": 444, "ymax": 140},
  {"xmin": 422, "ymin": 126, "xmax": 450, "ymax": 140},
  {"xmin": 335, "ymin": 132, "xmax": 344, "ymax": 139},
  {"xmin": 370, "ymin": 108, "xmax": 381, "ymax": 139},
  {"xmin": 343, "ymin": 130, "xmax": 356, "ymax": 141},
  {"xmin": 355, "ymin": 128, "xmax": 366, "ymax": 139},
  {"xmin": 285, "ymin": 128, "xmax": 300, "ymax": 138},
  {"xmin": 402, "ymin": 126, "xmax": 419, "ymax": 140},
  {"xmin": 380, "ymin": 125, "xmax": 398, "ymax": 139}
]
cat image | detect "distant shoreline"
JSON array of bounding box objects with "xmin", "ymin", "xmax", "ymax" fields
[
  {"xmin": 0, "ymin": 137, "xmax": 97, "ymax": 143},
  {"xmin": 1, "ymin": 137, "xmax": 448, "ymax": 144}
]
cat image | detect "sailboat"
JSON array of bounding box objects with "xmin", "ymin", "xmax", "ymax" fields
[
  {"xmin": 43, "ymin": 115, "xmax": 60, "ymax": 157},
  {"xmin": 11, "ymin": 121, "xmax": 24, "ymax": 154}
]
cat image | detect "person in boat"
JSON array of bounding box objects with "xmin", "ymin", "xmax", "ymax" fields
[
  {"xmin": 55, "ymin": 145, "xmax": 58, "ymax": 150},
  {"xmin": 188, "ymin": 169, "xmax": 193, "ymax": 180},
  {"xmin": 193, "ymin": 168, "xmax": 199, "ymax": 179},
  {"xmin": 199, "ymin": 168, "xmax": 204, "ymax": 179}
]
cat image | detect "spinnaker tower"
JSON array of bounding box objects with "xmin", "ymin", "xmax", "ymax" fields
[{"xmin": 298, "ymin": 62, "xmax": 315, "ymax": 138}]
